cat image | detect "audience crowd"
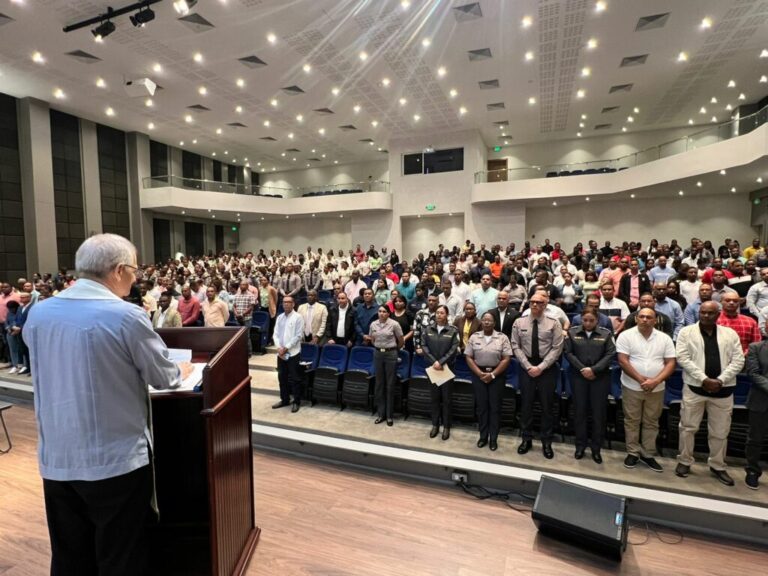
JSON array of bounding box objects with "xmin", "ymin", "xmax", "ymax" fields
[{"xmin": 3, "ymin": 234, "xmax": 768, "ymax": 489}]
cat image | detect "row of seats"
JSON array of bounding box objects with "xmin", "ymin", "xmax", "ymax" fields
[
  {"xmin": 301, "ymin": 189, "xmax": 364, "ymax": 197},
  {"xmin": 292, "ymin": 342, "xmax": 764, "ymax": 458},
  {"xmin": 545, "ymin": 167, "xmax": 628, "ymax": 177}
]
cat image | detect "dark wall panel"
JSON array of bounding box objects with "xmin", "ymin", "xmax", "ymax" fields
[
  {"xmin": 150, "ymin": 140, "xmax": 168, "ymax": 178},
  {"xmin": 97, "ymin": 124, "xmax": 130, "ymax": 239},
  {"xmin": 0, "ymin": 92, "xmax": 25, "ymax": 281}
]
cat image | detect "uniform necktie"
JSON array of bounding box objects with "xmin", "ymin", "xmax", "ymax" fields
[{"xmin": 531, "ymin": 319, "xmax": 541, "ymax": 364}]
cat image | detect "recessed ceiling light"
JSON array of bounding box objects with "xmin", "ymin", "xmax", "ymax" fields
[
  {"xmin": 758, "ymin": 177, "xmax": 764, "ymax": 183},
  {"xmin": 422, "ymin": 38, "xmax": 431, "ymax": 48},
  {"xmin": 224, "ymin": 150, "xmax": 228, "ymax": 155},
  {"xmin": 152, "ymin": 63, "xmax": 162, "ymax": 73},
  {"xmin": 401, "ymin": 0, "xmax": 411, "ymax": 8},
  {"xmin": 524, "ymin": 51, "xmax": 534, "ymax": 61},
  {"xmin": 552, "ymin": 201, "xmax": 558, "ymax": 206},
  {"xmin": 288, "ymin": 132, "xmax": 294, "ymax": 139},
  {"xmin": 292, "ymin": 157, "xmax": 296, "ymax": 161},
  {"xmin": 185, "ymin": 114, "xmax": 193, "ymax": 123},
  {"xmin": 688, "ymin": 118, "xmax": 694, "ymax": 124},
  {"xmin": 353, "ymin": 104, "xmax": 361, "ymax": 113},
  {"xmin": 321, "ymin": 154, "xmax": 326, "ymax": 158},
  {"xmin": 413, "ymin": 114, "xmax": 420, "ymax": 122},
  {"xmin": 731, "ymin": 187, "xmax": 736, "ymax": 193},
  {"xmin": 627, "ymin": 115, "xmax": 634, "ymax": 122},
  {"xmin": 53, "ymin": 88, "xmax": 65, "ymax": 99},
  {"xmin": 585, "ymin": 197, "xmax": 590, "ymax": 202},
  {"xmin": 236, "ymin": 78, "xmax": 245, "ymax": 88},
  {"xmin": 528, "ymin": 97, "xmax": 536, "ymax": 105},
  {"xmin": 595, "ymin": 1, "xmax": 606, "ymax": 13},
  {"xmin": 710, "ymin": 96, "xmax": 717, "ymax": 104},
  {"xmin": 399, "ymin": 97, "xmax": 407, "ymax": 106},
  {"xmin": 145, "ymin": 98, "xmax": 153, "ymax": 107},
  {"xmin": 677, "ymin": 51, "xmax": 688, "ymax": 62},
  {"xmin": 96, "ymin": 77, "xmax": 106, "ymax": 88},
  {"xmin": 32, "ymin": 51, "xmax": 45, "ymax": 64},
  {"xmin": 760, "ymin": 49, "xmax": 768, "ymax": 58},
  {"xmin": 761, "ymin": 75, "xmax": 768, "ymax": 83},
  {"xmin": 581, "ymin": 67, "xmax": 591, "ymax": 77},
  {"xmin": 285, "ymin": 215, "xmax": 289, "ymax": 219},
  {"xmin": 449, "ymin": 89, "xmax": 458, "ymax": 98},
  {"xmin": 503, "ymin": 140, "xmax": 509, "ymax": 145},
  {"xmin": 193, "ymin": 52, "xmax": 203, "ymax": 63},
  {"xmin": 281, "ymin": 152, "xmax": 286, "ymax": 157},
  {"xmin": 381, "ymin": 77, "xmax": 390, "ymax": 87},
  {"xmin": 458, "ymin": 107, "xmax": 467, "ymax": 116},
  {"xmin": 377, "ymin": 147, "xmax": 382, "ymax": 151},
  {"xmin": 696, "ymin": 181, "xmax": 702, "ymax": 187},
  {"xmin": 622, "ymin": 126, "xmax": 627, "ymax": 132},
  {"xmin": 501, "ymin": 132, "xmax": 506, "ymax": 137},
  {"xmin": 216, "ymin": 127, "xmax": 222, "ymax": 134},
  {"xmin": 181, "ymin": 210, "xmax": 185, "ymax": 215},
  {"xmin": 633, "ymin": 107, "xmax": 640, "ymax": 114},
  {"xmin": 581, "ymin": 113, "xmax": 587, "ymax": 120},
  {"xmin": 302, "ymin": 63, "xmax": 311, "ymax": 73},
  {"xmin": 270, "ymin": 98, "xmax": 278, "ymax": 107},
  {"xmin": 576, "ymin": 89, "xmax": 585, "ymax": 98},
  {"xmin": 725, "ymin": 104, "xmax": 733, "ymax": 111},
  {"xmin": 371, "ymin": 120, "xmax": 379, "ymax": 126},
  {"xmin": 263, "ymin": 120, "xmax": 270, "ymax": 127},
  {"xmin": 212, "ymin": 152, "xmax": 216, "ymax": 156},
  {"xmin": 147, "ymin": 122, "xmax": 155, "ymax": 130},
  {"xmin": 522, "ymin": 15, "xmax": 533, "ymax": 28},
  {"xmin": 576, "ymin": 132, "xmax": 582, "ymax": 137},
  {"xmin": 296, "ymin": 114, "xmax": 303, "ymax": 122},
  {"xmin": 179, "ymin": 141, "xmax": 184, "ymax": 146},
  {"xmin": 332, "ymin": 87, "xmax": 340, "ymax": 95},
  {"xmin": 587, "ymin": 38, "xmax": 598, "ymax": 49},
  {"xmin": 630, "ymin": 193, "xmax": 636, "ymax": 198},
  {"xmin": 334, "ymin": 160, "xmax": 338, "ymax": 164},
  {"xmin": 417, "ymin": 214, "xmax": 421, "ymax": 218},
  {"xmin": 738, "ymin": 93, "xmax": 746, "ymax": 101},
  {"xmin": 437, "ymin": 66, "xmax": 447, "ymax": 77},
  {"xmin": 198, "ymin": 86, "xmax": 207, "ymax": 96},
  {"xmin": 318, "ymin": 128, "xmax": 325, "ymax": 135},
  {"xmin": 359, "ymin": 51, "xmax": 368, "ymax": 61},
  {"xmin": 711, "ymin": 116, "xmax": 717, "ymax": 123},
  {"xmin": 727, "ymin": 80, "xmax": 736, "ymax": 88},
  {"xmin": 192, "ymin": 139, "xmax": 197, "ymax": 144},
  {"xmin": 105, "ymin": 106, "xmax": 115, "ymax": 116},
  {"xmin": 340, "ymin": 214, "xmax": 344, "ymax": 218},
  {"xmin": 235, "ymin": 105, "xmax": 243, "ymax": 113},
  {"xmin": 306, "ymin": 163, "xmax": 311, "ymax": 167},
  {"xmin": 267, "ymin": 32, "xmax": 277, "ymax": 44},
  {"xmin": 311, "ymin": 149, "xmax": 316, "ymax": 153},
  {"xmin": 720, "ymin": 169, "xmax": 726, "ymax": 175},
  {"xmin": 699, "ymin": 106, "xmax": 707, "ymax": 114},
  {"xmin": 678, "ymin": 190, "xmax": 684, "ymax": 196},
  {"xmin": 579, "ymin": 122, "xmax": 585, "ymax": 128},
  {"xmin": 700, "ymin": 17, "xmax": 712, "ymax": 29}
]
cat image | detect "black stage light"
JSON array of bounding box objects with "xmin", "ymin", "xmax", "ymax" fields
[
  {"xmin": 130, "ymin": 7, "xmax": 155, "ymax": 27},
  {"xmin": 91, "ymin": 20, "xmax": 116, "ymax": 41}
]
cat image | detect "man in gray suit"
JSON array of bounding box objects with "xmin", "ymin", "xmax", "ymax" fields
[{"xmin": 745, "ymin": 341, "xmax": 768, "ymax": 489}]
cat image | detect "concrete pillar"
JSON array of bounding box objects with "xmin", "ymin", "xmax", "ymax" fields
[
  {"xmin": 169, "ymin": 146, "xmax": 182, "ymax": 182},
  {"xmin": 126, "ymin": 132, "xmax": 151, "ymax": 260},
  {"xmin": 202, "ymin": 156, "xmax": 214, "ymax": 186},
  {"xmin": 79, "ymin": 119, "xmax": 102, "ymax": 236},
  {"xmin": 17, "ymin": 97, "xmax": 58, "ymax": 275},
  {"xmin": 243, "ymin": 166, "xmax": 251, "ymax": 192}
]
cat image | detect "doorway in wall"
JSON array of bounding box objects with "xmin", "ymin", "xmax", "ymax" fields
[{"xmin": 487, "ymin": 159, "xmax": 508, "ymax": 182}]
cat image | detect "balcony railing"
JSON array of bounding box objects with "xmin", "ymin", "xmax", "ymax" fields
[
  {"xmin": 142, "ymin": 175, "xmax": 390, "ymax": 197},
  {"xmin": 475, "ymin": 103, "xmax": 768, "ymax": 183}
]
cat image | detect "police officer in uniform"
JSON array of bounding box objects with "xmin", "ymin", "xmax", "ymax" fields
[
  {"xmin": 465, "ymin": 311, "xmax": 513, "ymax": 451},
  {"xmin": 368, "ymin": 305, "xmax": 404, "ymax": 426},
  {"xmin": 421, "ymin": 305, "xmax": 461, "ymax": 440},
  {"xmin": 564, "ymin": 306, "xmax": 616, "ymax": 463}
]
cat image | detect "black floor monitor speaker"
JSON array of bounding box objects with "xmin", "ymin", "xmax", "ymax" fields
[{"xmin": 532, "ymin": 475, "xmax": 628, "ymax": 561}]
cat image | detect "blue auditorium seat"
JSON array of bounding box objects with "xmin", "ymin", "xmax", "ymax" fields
[
  {"xmin": 251, "ymin": 311, "xmax": 270, "ymax": 354},
  {"xmin": 342, "ymin": 346, "xmax": 376, "ymax": 410},
  {"xmin": 406, "ymin": 353, "xmax": 432, "ymax": 419},
  {"xmin": 300, "ymin": 342, "xmax": 320, "ymax": 401},
  {"xmin": 451, "ymin": 355, "xmax": 476, "ymax": 424},
  {"xmin": 312, "ymin": 344, "xmax": 348, "ymax": 406}
]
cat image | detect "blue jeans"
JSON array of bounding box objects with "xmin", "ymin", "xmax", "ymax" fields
[{"xmin": 7, "ymin": 331, "xmax": 21, "ymax": 367}]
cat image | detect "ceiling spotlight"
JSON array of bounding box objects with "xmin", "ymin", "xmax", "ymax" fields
[
  {"xmin": 399, "ymin": 97, "xmax": 407, "ymax": 106},
  {"xmin": 130, "ymin": 6, "xmax": 155, "ymax": 27},
  {"xmin": 332, "ymin": 87, "xmax": 340, "ymax": 96},
  {"xmin": 524, "ymin": 51, "xmax": 534, "ymax": 61},
  {"xmin": 152, "ymin": 63, "xmax": 162, "ymax": 73},
  {"xmin": 96, "ymin": 77, "xmax": 106, "ymax": 88},
  {"xmin": 381, "ymin": 77, "xmax": 390, "ymax": 87},
  {"xmin": 552, "ymin": 201, "xmax": 558, "ymax": 206},
  {"xmin": 296, "ymin": 114, "xmax": 303, "ymax": 122},
  {"xmin": 696, "ymin": 181, "xmax": 702, "ymax": 187},
  {"xmin": 53, "ymin": 88, "xmax": 65, "ymax": 99},
  {"xmin": 302, "ymin": 63, "xmax": 311, "ymax": 73},
  {"xmin": 503, "ymin": 140, "xmax": 509, "ymax": 145},
  {"xmin": 581, "ymin": 114, "xmax": 587, "ymax": 120},
  {"xmin": 630, "ymin": 193, "xmax": 636, "ymax": 198},
  {"xmin": 193, "ymin": 52, "xmax": 203, "ymax": 63},
  {"xmin": 288, "ymin": 132, "xmax": 294, "ymax": 139},
  {"xmin": 236, "ymin": 78, "xmax": 245, "ymax": 88},
  {"xmin": 281, "ymin": 152, "xmax": 286, "ymax": 157},
  {"xmin": 581, "ymin": 67, "xmax": 591, "ymax": 77},
  {"xmin": 105, "ymin": 107, "xmax": 115, "ymax": 116},
  {"xmin": 710, "ymin": 96, "xmax": 717, "ymax": 104},
  {"xmin": 198, "ymin": 86, "xmax": 207, "ymax": 96},
  {"xmin": 224, "ymin": 151, "xmax": 228, "ymax": 155},
  {"xmin": 576, "ymin": 89, "xmax": 585, "ymax": 98},
  {"xmin": 738, "ymin": 93, "xmax": 746, "ymax": 101},
  {"xmin": 270, "ymin": 98, "xmax": 278, "ymax": 107},
  {"xmin": 371, "ymin": 120, "xmax": 379, "ymax": 126},
  {"xmin": 700, "ymin": 17, "xmax": 712, "ymax": 29},
  {"xmin": 699, "ymin": 106, "xmax": 707, "ymax": 114},
  {"xmin": 334, "ymin": 160, "xmax": 339, "ymax": 164},
  {"xmin": 413, "ymin": 114, "xmax": 421, "ymax": 122},
  {"xmin": 627, "ymin": 115, "xmax": 634, "ymax": 122},
  {"xmin": 458, "ymin": 106, "xmax": 467, "ymax": 116},
  {"xmin": 173, "ymin": 1, "xmax": 197, "ymax": 15},
  {"xmin": 758, "ymin": 177, "xmax": 764, "ymax": 184},
  {"xmin": 263, "ymin": 120, "xmax": 270, "ymax": 127},
  {"xmin": 587, "ymin": 38, "xmax": 598, "ymax": 49},
  {"xmin": 622, "ymin": 126, "xmax": 627, "ymax": 132},
  {"xmin": 585, "ymin": 197, "xmax": 590, "ymax": 202},
  {"xmin": 720, "ymin": 170, "xmax": 727, "ymax": 175},
  {"xmin": 725, "ymin": 104, "xmax": 733, "ymax": 111},
  {"xmin": 449, "ymin": 89, "xmax": 458, "ymax": 98},
  {"xmin": 185, "ymin": 114, "xmax": 193, "ymax": 123},
  {"xmin": 91, "ymin": 20, "xmax": 115, "ymax": 42},
  {"xmin": 353, "ymin": 104, "xmax": 361, "ymax": 113},
  {"xmin": 522, "ymin": 15, "xmax": 533, "ymax": 28},
  {"xmin": 145, "ymin": 98, "xmax": 153, "ymax": 107},
  {"xmin": 711, "ymin": 116, "xmax": 717, "ymax": 123},
  {"xmin": 595, "ymin": 1, "xmax": 606, "ymax": 12},
  {"xmin": 212, "ymin": 152, "xmax": 216, "ymax": 156},
  {"xmin": 147, "ymin": 122, "xmax": 155, "ymax": 130},
  {"xmin": 401, "ymin": 0, "xmax": 411, "ymax": 8},
  {"xmin": 688, "ymin": 118, "xmax": 694, "ymax": 124},
  {"xmin": 422, "ymin": 38, "xmax": 431, "ymax": 48},
  {"xmin": 318, "ymin": 128, "xmax": 325, "ymax": 135},
  {"xmin": 235, "ymin": 105, "xmax": 243, "ymax": 113},
  {"xmin": 216, "ymin": 127, "xmax": 222, "ymax": 134},
  {"xmin": 437, "ymin": 66, "xmax": 447, "ymax": 77},
  {"xmin": 577, "ymin": 132, "xmax": 582, "ymax": 137},
  {"xmin": 528, "ymin": 97, "xmax": 536, "ymax": 105},
  {"xmin": 731, "ymin": 187, "xmax": 736, "ymax": 193},
  {"xmin": 677, "ymin": 51, "xmax": 688, "ymax": 62},
  {"xmin": 678, "ymin": 190, "xmax": 685, "ymax": 196},
  {"xmin": 761, "ymin": 75, "xmax": 768, "ymax": 83},
  {"xmin": 760, "ymin": 49, "xmax": 768, "ymax": 58},
  {"xmin": 727, "ymin": 80, "xmax": 736, "ymax": 88},
  {"xmin": 359, "ymin": 51, "xmax": 368, "ymax": 61},
  {"xmin": 579, "ymin": 122, "xmax": 585, "ymax": 128},
  {"xmin": 633, "ymin": 107, "xmax": 640, "ymax": 114},
  {"xmin": 267, "ymin": 32, "xmax": 277, "ymax": 44}
]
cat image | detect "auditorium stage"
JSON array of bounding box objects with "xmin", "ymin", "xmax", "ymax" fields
[{"xmin": 3, "ymin": 355, "xmax": 767, "ymax": 548}]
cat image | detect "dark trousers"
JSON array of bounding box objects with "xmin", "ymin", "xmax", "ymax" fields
[
  {"xmin": 430, "ymin": 380, "xmax": 453, "ymax": 427},
  {"xmin": 572, "ymin": 373, "xmax": 610, "ymax": 452},
  {"xmin": 746, "ymin": 408, "xmax": 768, "ymax": 476},
  {"xmin": 472, "ymin": 373, "xmax": 505, "ymax": 442},
  {"xmin": 277, "ymin": 354, "xmax": 302, "ymax": 404},
  {"xmin": 43, "ymin": 464, "xmax": 153, "ymax": 576},
  {"xmin": 374, "ymin": 349, "xmax": 398, "ymax": 419},
  {"xmin": 519, "ymin": 364, "xmax": 559, "ymax": 443}
]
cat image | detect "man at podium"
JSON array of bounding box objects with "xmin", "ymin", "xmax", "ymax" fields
[{"xmin": 23, "ymin": 234, "xmax": 193, "ymax": 576}]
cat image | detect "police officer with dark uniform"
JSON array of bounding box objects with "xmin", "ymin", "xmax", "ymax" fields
[
  {"xmin": 465, "ymin": 311, "xmax": 513, "ymax": 451},
  {"xmin": 421, "ymin": 305, "xmax": 461, "ymax": 440},
  {"xmin": 511, "ymin": 293, "xmax": 564, "ymax": 459},
  {"xmin": 564, "ymin": 306, "xmax": 616, "ymax": 464},
  {"xmin": 368, "ymin": 305, "xmax": 404, "ymax": 426}
]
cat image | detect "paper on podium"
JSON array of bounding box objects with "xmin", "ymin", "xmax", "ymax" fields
[
  {"xmin": 150, "ymin": 363, "xmax": 206, "ymax": 394},
  {"xmin": 426, "ymin": 365, "xmax": 454, "ymax": 386}
]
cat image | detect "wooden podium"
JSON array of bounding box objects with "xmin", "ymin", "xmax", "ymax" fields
[{"xmin": 149, "ymin": 327, "xmax": 259, "ymax": 576}]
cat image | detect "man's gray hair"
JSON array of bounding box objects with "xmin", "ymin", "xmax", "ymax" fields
[{"xmin": 75, "ymin": 234, "xmax": 137, "ymax": 279}]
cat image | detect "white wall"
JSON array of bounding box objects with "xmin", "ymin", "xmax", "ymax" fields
[
  {"xmin": 525, "ymin": 192, "xmax": 755, "ymax": 250},
  {"xmin": 402, "ymin": 215, "xmax": 465, "ymax": 260},
  {"xmin": 239, "ymin": 217, "xmax": 352, "ymax": 254},
  {"xmin": 259, "ymin": 160, "xmax": 389, "ymax": 198}
]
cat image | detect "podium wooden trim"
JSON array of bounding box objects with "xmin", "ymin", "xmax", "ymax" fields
[{"xmin": 151, "ymin": 327, "xmax": 259, "ymax": 576}]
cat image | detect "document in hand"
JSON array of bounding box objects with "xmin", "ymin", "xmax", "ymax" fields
[{"xmin": 426, "ymin": 365, "xmax": 454, "ymax": 386}]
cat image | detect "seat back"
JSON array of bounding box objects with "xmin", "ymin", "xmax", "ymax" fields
[
  {"xmin": 300, "ymin": 342, "xmax": 320, "ymax": 369},
  {"xmin": 346, "ymin": 346, "xmax": 375, "ymax": 375},
  {"xmin": 318, "ymin": 344, "xmax": 349, "ymax": 372},
  {"xmin": 505, "ymin": 358, "xmax": 519, "ymax": 389},
  {"xmin": 397, "ymin": 349, "xmax": 411, "ymax": 381},
  {"xmin": 410, "ymin": 353, "xmax": 429, "ymax": 378},
  {"xmin": 664, "ymin": 368, "xmax": 684, "ymax": 406},
  {"xmin": 453, "ymin": 355, "xmax": 473, "ymax": 382},
  {"xmin": 734, "ymin": 373, "xmax": 752, "ymax": 406}
]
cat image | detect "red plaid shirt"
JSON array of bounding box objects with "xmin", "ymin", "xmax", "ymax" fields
[{"xmin": 716, "ymin": 313, "xmax": 761, "ymax": 354}]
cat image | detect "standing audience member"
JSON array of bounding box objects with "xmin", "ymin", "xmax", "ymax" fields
[
  {"xmin": 369, "ymin": 306, "xmax": 404, "ymax": 427},
  {"xmin": 272, "ymin": 296, "xmax": 305, "ymax": 413},
  {"xmin": 201, "ymin": 286, "xmax": 229, "ymax": 327},
  {"xmin": 465, "ymin": 312, "xmax": 513, "ymax": 451},
  {"xmin": 454, "ymin": 302, "xmax": 482, "ymax": 352},
  {"xmin": 178, "ymin": 285, "xmax": 201, "ymax": 327},
  {"xmin": 488, "ymin": 290, "xmax": 519, "ymax": 340},
  {"xmin": 258, "ymin": 276, "xmax": 278, "ymax": 342},
  {"xmin": 233, "ymin": 281, "xmax": 258, "ymax": 356},
  {"xmin": 616, "ymin": 308, "xmax": 676, "ymax": 472},
  {"xmin": 716, "ymin": 292, "xmax": 761, "ymax": 354},
  {"xmin": 152, "ymin": 292, "xmax": 182, "ymax": 328},
  {"xmin": 675, "ymin": 302, "xmax": 744, "ymax": 486},
  {"xmin": 325, "ymin": 292, "xmax": 356, "ymax": 347},
  {"xmin": 354, "ymin": 288, "xmax": 378, "ymax": 345},
  {"xmin": 745, "ymin": 340, "xmax": 768, "ymax": 489},
  {"xmin": 421, "ymin": 305, "xmax": 461, "ymax": 440},
  {"xmin": 297, "ymin": 290, "xmax": 328, "ymax": 344}
]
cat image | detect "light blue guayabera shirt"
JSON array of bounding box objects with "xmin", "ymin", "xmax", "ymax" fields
[{"xmin": 23, "ymin": 279, "xmax": 180, "ymax": 482}]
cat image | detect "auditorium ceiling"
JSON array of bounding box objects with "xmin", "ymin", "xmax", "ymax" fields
[{"xmin": 0, "ymin": 0, "xmax": 766, "ymax": 171}]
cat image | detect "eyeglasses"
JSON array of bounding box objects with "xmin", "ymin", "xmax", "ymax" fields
[
  {"xmin": 121, "ymin": 263, "xmax": 138, "ymax": 275},
  {"xmin": 530, "ymin": 301, "xmax": 546, "ymax": 306}
]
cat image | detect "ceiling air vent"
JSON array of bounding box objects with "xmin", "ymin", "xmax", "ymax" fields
[
  {"xmin": 601, "ymin": 106, "xmax": 620, "ymax": 113},
  {"xmin": 259, "ymin": 136, "xmax": 277, "ymax": 141},
  {"xmin": 227, "ymin": 122, "xmax": 247, "ymax": 127},
  {"xmin": 0, "ymin": 13, "xmax": 14, "ymax": 26},
  {"xmin": 468, "ymin": 48, "xmax": 492, "ymax": 61},
  {"xmin": 594, "ymin": 123, "xmax": 612, "ymax": 130},
  {"xmin": 238, "ymin": 55, "xmax": 267, "ymax": 68},
  {"xmin": 281, "ymin": 85, "xmax": 305, "ymax": 95},
  {"xmin": 187, "ymin": 104, "xmax": 211, "ymax": 111},
  {"xmin": 620, "ymin": 54, "xmax": 648, "ymax": 67},
  {"xmin": 487, "ymin": 102, "xmax": 505, "ymax": 111},
  {"xmin": 635, "ymin": 13, "xmax": 670, "ymax": 32},
  {"xmin": 65, "ymin": 50, "xmax": 101, "ymax": 64},
  {"xmin": 313, "ymin": 108, "xmax": 334, "ymax": 115},
  {"xmin": 453, "ymin": 2, "xmax": 483, "ymax": 22},
  {"xmin": 338, "ymin": 124, "xmax": 357, "ymax": 131},
  {"xmin": 285, "ymin": 148, "xmax": 301, "ymax": 152},
  {"xmin": 358, "ymin": 138, "xmax": 375, "ymax": 143},
  {"xmin": 479, "ymin": 79, "xmax": 500, "ymax": 90},
  {"xmin": 609, "ymin": 84, "xmax": 633, "ymax": 94},
  {"xmin": 177, "ymin": 13, "xmax": 214, "ymax": 33}
]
